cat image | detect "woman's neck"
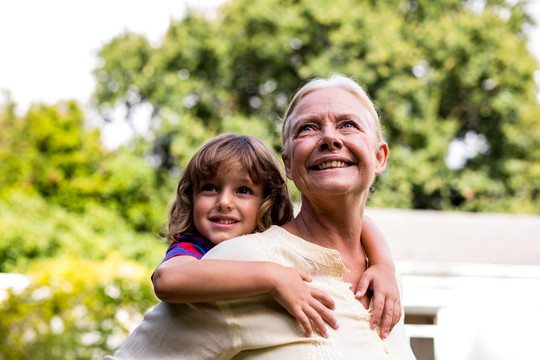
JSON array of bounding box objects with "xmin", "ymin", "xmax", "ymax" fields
[
  {"xmin": 284, "ymin": 194, "xmax": 367, "ymax": 255},
  {"xmin": 282, "ymin": 198, "xmax": 369, "ymax": 291}
]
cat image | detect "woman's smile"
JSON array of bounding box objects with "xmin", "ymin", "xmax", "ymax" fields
[
  {"xmin": 310, "ymin": 156, "xmax": 355, "ymax": 171},
  {"xmin": 315, "ymin": 161, "xmax": 349, "ymax": 170}
]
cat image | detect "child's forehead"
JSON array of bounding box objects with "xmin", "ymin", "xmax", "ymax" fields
[
  {"xmin": 219, "ymin": 160, "xmax": 249, "ymax": 173},
  {"xmin": 204, "ymin": 160, "xmax": 258, "ymax": 182},
  {"xmin": 223, "ymin": 166, "xmax": 251, "ymax": 179}
]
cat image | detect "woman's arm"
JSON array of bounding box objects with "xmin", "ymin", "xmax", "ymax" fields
[
  {"xmin": 356, "ymin": 214, "xmax": 402, "ymax": 339},
  {"xmin": 152, "ymin": 257, "xmax": 339, "ymax": 338}
]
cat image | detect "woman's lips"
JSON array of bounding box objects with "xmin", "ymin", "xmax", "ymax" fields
[{"xmin": 315, "ymin": 160, "xmax": 349, "ymax": 170}]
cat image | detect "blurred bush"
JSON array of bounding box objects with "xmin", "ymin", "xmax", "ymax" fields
[
  {"xmin": 0, "ymin": 191, "xmax": 166, "ymax": 273},
  {"xmin": 0, "ymin": 256, "xmax": 158, "ymax": 360}
]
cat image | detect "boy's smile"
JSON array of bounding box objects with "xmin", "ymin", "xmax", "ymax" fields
[{"xmin": 193, "ymin": 166, "xmax": 264, "ymax": 245}]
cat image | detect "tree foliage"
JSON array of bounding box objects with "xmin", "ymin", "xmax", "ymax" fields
[
  {"xmin": 0, "ymin": 101, "xmax": 170, "ymax": 231},
  {"xmin": 0, "ymin": 190, "xmax": 166, "ymax": 273},
  {"xmin": 0, "ymin": 256, "xmax": 157, "ymax": 360},
  {"xmin": 0, "ymin": 101, "xmax": 167, "ymax": 359},
  {"xmin": 94, "ymin": 0, "xmax": 540, "ymax": 213}
]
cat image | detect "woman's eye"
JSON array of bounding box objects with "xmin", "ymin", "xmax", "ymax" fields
[
  {"xmin": 300, "ymin": 124, "xmax": 314, "ymax": 132},
  {"xmin": 295, "ymin": 124, "xmax": 316, "ymax": 137},
  {"xmin": 342, "ymin": 121, "xmax": 358, "ymax": 129}
]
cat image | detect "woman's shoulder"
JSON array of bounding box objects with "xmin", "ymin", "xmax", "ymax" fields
[{"xmin": 202, "ymin": 226, "xmax": 287, "ymax": 261}]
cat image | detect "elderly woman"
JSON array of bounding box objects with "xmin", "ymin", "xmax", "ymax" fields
[{"xmin": 106, "ymin": 75, "xmax": 416, "ymax": 359}]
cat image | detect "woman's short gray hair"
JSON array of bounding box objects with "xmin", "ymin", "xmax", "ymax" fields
[{"xmin": 281, "ymin": 74, "xmax": 382, "ymax": 155}]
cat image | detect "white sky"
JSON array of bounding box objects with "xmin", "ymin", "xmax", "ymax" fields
[
  {"xmin": 0, "ymin": 0, "xmax": 225, "ymax": 115},
  {"xmin": 0, "ymin": 0, "xmax": 539, "ymax": 119}
]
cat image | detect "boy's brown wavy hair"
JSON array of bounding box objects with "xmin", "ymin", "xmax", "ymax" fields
[{"xmin": 166, "ymin": 133, "xmax": 294, "ymax": 242}]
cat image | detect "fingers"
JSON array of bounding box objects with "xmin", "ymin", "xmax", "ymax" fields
[
  {"xmin": 355, "ymin": 264, "xmax": 402, "ymax": 338},
  {"xmin": 298, "ymin": 270, "xmax": 313, "ymax": 283},
  {"xmin": 355, "ymin": 272, "xmax": 372, "ymax": 298},
  {"xmin": 307, "ymin": 288, "xmax": 339, "ymax": 336},
  {"xmin": 298, "ymin": 299, "xmax": 340, "ymax": 338},
  {"xmin": 357, "ymin": 292, "xmax": 370, "ymax": 309},
  {"xmin": 272, "ymin": 269, "xmax": 337, "ymax": 338},
  {"xmin": 305, "ymin": 306, "xmax": 329, "ymax": 338},
  {"xmin": 312, "ymin": 297, "xmax": 339, "ymax": 330},
  {"xmin": 310, "ymin": 287, "xmax": 336, "ymax": 310},
  {"xmin": 371, "ymin": 296, "xmax": 402, "ymax": 339},
  {"xmin": 293, "ymin": 308, "xmax": 313, "ymax": 338},
  {"xmin": 392, "ymin": 299, "xmax": 402, "ymax": 330},
  {"xmin": 370, "ymin": 293, "xmax": 384, "ymax": 331},
  {"xmin": 379, "ymin": 300, "xmax": 394, "ymax": 339},
  {"xmin": 292, "ymin": 289, "xmax": 339, "ymax": 338}
]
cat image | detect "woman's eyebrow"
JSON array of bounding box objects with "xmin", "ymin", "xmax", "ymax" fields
[
  {"xmin": 291, "ymin": 114, "xmax": 318, "ymax": 128},
  {"xmin": 335, "ymin": 112, "xmax": 362, "ymax": 121},
  {"xmin": 293, "ymin": 111, "xmax": 320, "ymax": 120}
]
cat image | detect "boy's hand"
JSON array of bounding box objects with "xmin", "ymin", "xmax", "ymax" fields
[
  {"xmin": 268, "ymin": 265, "xmax": 338, "ymax": 338},
  {"xmin": 354, "ymin": 264, "xmax": 402, "ymax": 339}
]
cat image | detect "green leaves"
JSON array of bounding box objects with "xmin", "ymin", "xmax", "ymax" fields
[
  {"xmin": 0, "ymin": 191, "xmax": 166, "ymax": 273},
  {"xmin": 89, "ymin": 0, "xmax": 540, "ymax": 213},
  {"xmin": 0, "ymin": 256, "xmax": 157, "ymax": 359}
]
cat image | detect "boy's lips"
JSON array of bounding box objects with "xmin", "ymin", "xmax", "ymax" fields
[{"xmin": 209, "ymin": 216, "xmax": 240, "ymax": 225}]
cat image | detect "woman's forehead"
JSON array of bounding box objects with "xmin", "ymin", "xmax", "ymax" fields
[
  {"xmin": 291, "ymin": 90, "xmax": 368, "ymax": 124},
  {"xmin": 291, "ymin": 88, "xmax": 365, "ymax": 117}
]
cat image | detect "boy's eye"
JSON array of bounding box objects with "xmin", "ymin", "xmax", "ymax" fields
[
  {"xmin": 201, "ymin": 184, "xmax": 217, "ymax": 192},
  {"xmin": 237, "ymin": 187, "xmax": 253, "ymax": 195}
]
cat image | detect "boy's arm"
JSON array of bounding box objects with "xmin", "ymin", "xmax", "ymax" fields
[
  {"xmin": 152, "ymin": 257, "xmax": 339, "ymax": 338},
  {"xmin": 356, "ymin": 214, "xmax": 402, "ymax": 339}
]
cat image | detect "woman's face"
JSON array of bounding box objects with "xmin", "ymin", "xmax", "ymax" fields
[{"xmin": 282, "ymin": 87, "xmax": 388, "ymax": 198}]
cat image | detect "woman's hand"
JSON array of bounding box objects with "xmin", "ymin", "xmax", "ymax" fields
[
  {"xmin": 354, "ymin": 264, "xmax": 402, "ymax": 339},
  {"xmin": 267, "ymin": 264, "xmax": 338, "ymax": 338}
]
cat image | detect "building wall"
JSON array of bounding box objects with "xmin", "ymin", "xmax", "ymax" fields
[{"xmin": 399, "ymin": 262, "xmax": 540, "ymax": 360}]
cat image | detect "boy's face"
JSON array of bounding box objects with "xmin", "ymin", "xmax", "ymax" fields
[{"xmin": 193, "ymin": 166, "xmax": 264, "ymax": 245}]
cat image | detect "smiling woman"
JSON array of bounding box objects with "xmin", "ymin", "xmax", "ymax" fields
[
  {"xmin": 281, "ymin": 75, "xmax": 385, "ymax": 154},
  {"xmin": 281, "ymin": 86, "xmax": 388, "ymax": 198}
]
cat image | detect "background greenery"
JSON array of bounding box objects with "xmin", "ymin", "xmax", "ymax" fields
[{"xmin": 1, "ymin": 0, "xmax": 539, "ymax": 358}]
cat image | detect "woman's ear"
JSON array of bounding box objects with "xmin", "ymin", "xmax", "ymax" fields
[
  {"xmin": 281, "ymin": 152, "xmax": 293, "ymax": 180},
  {"xmin": 374, "ymin": 142, "xmax": 389, "ymax": 175}
]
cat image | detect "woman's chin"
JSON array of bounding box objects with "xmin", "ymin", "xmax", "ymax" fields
[{"xmin": 303, "ymin": 181, "xmax": 370, "ymax": 198}]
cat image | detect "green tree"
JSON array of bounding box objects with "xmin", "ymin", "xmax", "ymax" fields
[
  {"xmin": 0, "ymin": 101, "xmax": 169, "ymax": 231},
  {"xmin": 0, "ymin": 256, "xmax": 157, "ymax": 360},
  {"xmin": 93, "ymin": 0, "xmax": 540, "ymax": 213},
  {"xmin": 0, "ymin": 190, "xmax": 166, "ymax": 273},
  {"xmin": 0, "ymin": 101, "xmax": 167, "ymax": 359}
]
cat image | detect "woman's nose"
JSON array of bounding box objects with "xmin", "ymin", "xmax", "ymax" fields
[{"xmin": 318, "ymin": 125, "xmax": 343, "ymax": 151}]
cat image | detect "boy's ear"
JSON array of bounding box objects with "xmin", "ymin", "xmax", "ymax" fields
[{"xmin": 282, "ymin": 152, "xmax": 293, "ymax": 180}]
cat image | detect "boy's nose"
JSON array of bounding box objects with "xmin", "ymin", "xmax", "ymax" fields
[{"xmin": 216, "ymin": 192, "xmax": 233, "ymax": 210}]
